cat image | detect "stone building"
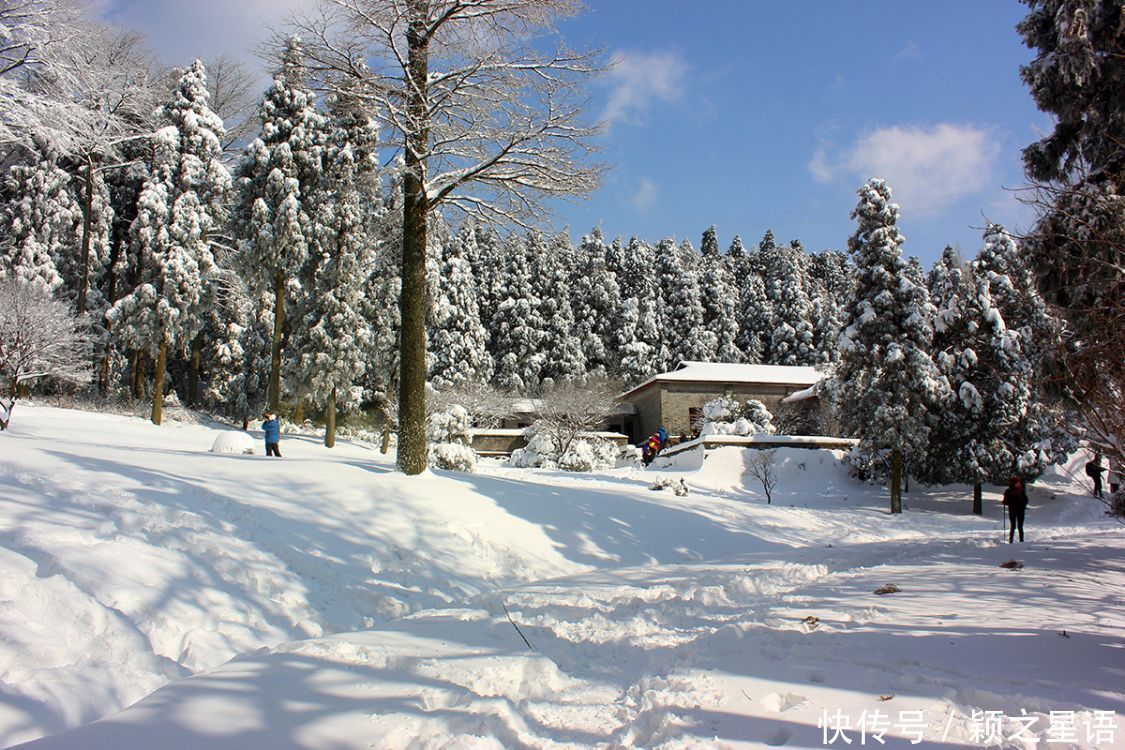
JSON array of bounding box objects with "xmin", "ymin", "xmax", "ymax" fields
[{"xmin": 618, "ymin": 361, "xmax": 824, "ymax": 443}]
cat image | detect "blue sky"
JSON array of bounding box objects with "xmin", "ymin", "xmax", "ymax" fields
[{"xmin": 95, "ymin": 0, "xmax": 1046, "ymax": 267}]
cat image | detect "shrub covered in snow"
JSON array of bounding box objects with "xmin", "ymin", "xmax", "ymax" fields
[
  {"xmin": 699, "ymin": 396, "xmax": 776, "ymax": 437},
  {"xmin": 509, "ymin": 423, "xmax": 618, "ymax": 471},
  {"xmin": 649, "ymin": 476, "xmax": 689, "ymax": 496},
  {"xmin": 558, "ymin": 438, "xmax": 619, "ymax": 472},
  {"xmin": 210, "ymin": 430, "xmax": 256, "ymax": 455},
  {"xmin": 426, "ymin": 405, "xmax": 476, "ymax": 472},
  {"xmin": 429, "ymin": 442, "xmax": 477, "ymax": 472}
]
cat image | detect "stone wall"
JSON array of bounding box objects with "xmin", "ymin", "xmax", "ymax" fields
[{"xmin": 628, "ymin": 381, "xmax": 812, "ymax": 442}]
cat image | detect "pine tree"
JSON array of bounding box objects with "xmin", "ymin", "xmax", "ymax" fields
[
  {"xmin": 615, "ymin": 237, "xmax": 661, "ymax": 383},
  {"xmin": 698, "ymin": 226, "xmax": 741, "ymax": 362},
  {"xmin": 833, "ymin": 179, "xmax": 949, "ymax": 513},
  {"xmin": 655, "ymin": 237, "xmax": 709, "ymax": 368},
  {"xmin": 430, "ymin": 230, "xmax": 492, "ymax": 391},
  {"xmin": 1017, "ymin": 0, "xmax": 1124, "ymax": 468},
  {"xmin": 296, "ymin": 92, "xmax": 381, "ymax": 446},
  {"xmin": 764, "ymin": 241, "xmax": 817, "ymax": 365},
  {"xmin": 535, "ymin": 231, "xmax": 585, "ymax": 385},
  {"xmin": 924, "ymin": 246, "xmax": 1036, "ymax": 512},
  {"xmin": 491, "ymin": 233, "xmax": 546, "ymax": 392},
  {"xmin": 571, "ymin": 228, "xmax": 621, "ymax": 378},
  {"xmin": 232, "ymin": 36, "xmax": 326, "ymax": 412},
  {"xmin": 1, "ymin": 157, "xmax": 76, "ymax": 296},
  {"xmin": 735, "ymin": 271, "xmax": 770, "ymax": 364},
  {"xmin": 107, "ymin": 60, "xmax": 231, "ymax": 425}
]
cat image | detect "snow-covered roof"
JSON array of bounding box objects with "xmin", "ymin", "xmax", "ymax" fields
[
  {"xmin": 781, "ymin": 383, "xmax": 820, "ymax": 404},
  {"xmin": 621, "ymin": 361, "xmax": 824, "ymax": 399},
  {"xmin": 509, "ymin": 399, "xmax": 635, "ymax": 415}
]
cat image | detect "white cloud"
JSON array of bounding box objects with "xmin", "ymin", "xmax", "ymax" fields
[
  {"xmin": 95, "ymin": 0, "xmax": 318, "ymax": 70},
  {"xmin": 808, "ymin": 123, "xmax": 1002, "ymax": 216},
  {"xmin": 602, "ymin": 50, "xmax": 687, "ymax": 125},
  {"xmin": 629, "ymin": 177, "xmax": 658, "ymax": 211},
  {"xmin": 892, "ymin": 40, "xmax": 922, "ymax": 62}
]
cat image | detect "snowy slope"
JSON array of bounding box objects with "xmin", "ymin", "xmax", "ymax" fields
[{"xmin": 1, "ymin": 406, "xmax": 1121, "ymax": 749}]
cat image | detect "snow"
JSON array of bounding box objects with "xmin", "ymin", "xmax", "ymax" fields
[
  {"xmin": 1, "ymin": 404, "xmax": 1123, "ymax": 749},
  {"xmin": 209, "ymin": 430, "xmax": 256, "ymax": 454}
]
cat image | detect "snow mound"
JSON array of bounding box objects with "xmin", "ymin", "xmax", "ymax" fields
[{"xmin": 209, "ymin": 430, "xmax": 256, "ymax": 455}]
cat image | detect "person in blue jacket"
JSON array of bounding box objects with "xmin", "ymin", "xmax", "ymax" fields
[{"xmin": 262, "ymin": 412, "xmax": 281, "ymax": 457}]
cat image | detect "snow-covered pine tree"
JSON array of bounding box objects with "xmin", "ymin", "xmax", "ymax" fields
[
  {"xmin": 764, "ymin": 240, "xmax": 817, "ymax": 365},
  {"xmin": 698, "ymin": 226, "xmax": 741, "ymax": 363},
  {"xmin": 490, "ymin": 233, "xmax": 546, "ymax": 392},
  {"xmin": 107, "ymin": 59, "xmax": 231, "ymax": 425},
  {"xmin": 806, "ymin": 250, "xmax": 853, "ymax": 363},
  {"xmin": 535, "ymin": 231, "xmax": 586, "ymax": 385},
  {"xmin": 571, "ymin": 227, "xmax": 621, "ymax": 378},
  {"xmin": 466, "ymin": 222, "xmax": 505, "ymax": 349},
  {"xmin": 976, "ymin": 223, "xmax": 1056, "ymax": 361},
  {"xmin": 924, "ymin": 246, "xmax": 1035, "ymax": 512},
  {"xmin": 725, "ymin": 233, "xmax": 747, "ymax": 281},
  {"xmin": 614, "ymin": 237, "xmax": 661, "ymax": 384},
  {"xmin": 232, "ymin": 36, "xmax": 326, "ymax": 412},
  {"xmin": 0, "ymin": 156, "xmax": 76, "ymax": 296},
  {"xmin": 973, "ymin": 224, "xmax": 1073, "ymax": 474},
  {"xmin": 735, "ymin": 270, "xmax": 770, "ymax": 364},
  {"xmin": 833, "ymin": 178, "xmax": 949, "ymax": 513},
  {"xmin": 655, "ymin": 237, "xmax": 710, "ymax": 369},
  {"xmin": 430, "ymin": 228, "xmax": 492, "ymax": 391},
  {"xmin": 295, "ymin": 91, "xmax": 381, "ymax": 447}
]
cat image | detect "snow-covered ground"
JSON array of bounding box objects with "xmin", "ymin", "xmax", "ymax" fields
[{"xmin": 1, "ymin": 405, "xmax": 1121, "ymax": 749}]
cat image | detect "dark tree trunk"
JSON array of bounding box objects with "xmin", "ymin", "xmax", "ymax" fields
[
  {"xmin": 77, "ymin": 158, "xmax": 94, "ymax": 316},
  {"xmin": 151, "ymin": 340, "xmax": 167, "ymax": 426},
  {"xmin": 268, "ymin": 269, "xmax": 285, "ymax": 411},
  {"xmin": 325, "ymin": 388, "xmax": 336, "ymax": 448},
  {"xmin": 973, "ymin": 481, "xmax": 983, "ymax": 515},
  {"xmin": 293, "ymin": 395, "xmax": 305, "ymax": 424},
  {"xmin": 188, "ymin": 334, "xmax": 202, "ymax": 406},
  {"xmin": 397, "ymin": 4, "xmax": 431, "ymax": 475},
  {"xmin": 132, "ymin": 351, "xmax": 145, "ymax": 400},
  {"xmin": 890, "ymin": 449, "xmax": 903, "ymax": 514}
]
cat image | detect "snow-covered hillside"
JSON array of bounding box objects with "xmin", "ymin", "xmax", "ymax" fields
[{"xmin": 1, "ymin": 405, "xmax": 1121, "ymax": 749}]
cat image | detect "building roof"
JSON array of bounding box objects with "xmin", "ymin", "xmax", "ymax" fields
[{"xmin": 620, "ymin": 361, "xmax": 824, "ymax": 399}]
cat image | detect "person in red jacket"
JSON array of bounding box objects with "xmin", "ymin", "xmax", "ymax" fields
[{"xmin": 1002, "ymin": 475, "xmax": 1028, "ymax": 543}]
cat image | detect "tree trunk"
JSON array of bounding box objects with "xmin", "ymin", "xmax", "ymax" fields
[
  {"xmin": 972, "ymin": 481, "xmax": 983, "ymax": 515},
  {"xmin": 151, "ymin": 341, "xmax": 167, "ymax": 426},
  {"xmin": 132, "ymin": 351, "xmax": 145, "ymax": 400},
  {"xmin": 293, "ymin": 394, "xmax": 305, "ymax": 423},
  {"xmin": 77, "ymin": 158, "xmax": 94, "ymax": 316},
  {"xmin": 0, "ymin": 392, "xmax": 13, "ymax": 431},
  {"xmin": 268, "ymin": 269, "xmax": 285, "ymax": 412},
  {"xmin": 188, "ymin": 334, "xmax": 202, "ymax": 406},
  {"xmin": 325, "ymin": 388, "xmax": 336, "ymax": 448},
  {"xmin": 890, "ymin": 448, "xmax": 903, "ymax": 514},
  {"xmin": 381, "ymin": 409, "xmax": 392, "ymax": 454},
  {"xmin": 397, "ymin": 6, "xmax": 431, "ymax": 475}
]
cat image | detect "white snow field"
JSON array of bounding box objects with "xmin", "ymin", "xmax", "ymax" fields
[{"xmin": 1, "ymin": 405, "xmax": 1121, "ymax": 749}]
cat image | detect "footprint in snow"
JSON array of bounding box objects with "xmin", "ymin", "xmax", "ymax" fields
[{"xmin": 761, "ymin": 691, "xmax": 808, "ymax": 712}]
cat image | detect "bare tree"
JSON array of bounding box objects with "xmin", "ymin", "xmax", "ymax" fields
[
  {"xmin": 530, "ymin": 378, "xmax": 619, "ymax": 459},
  {"xmin": 288, "ymin": 0, "xmax": 604, "ymax": 474},
  {"xmin": 0, "ymin": 277, "xmax": 90, "ymax": 430},
  {"xmin": 746, "ymin": 449, "xmax": 779, "ymax": 504},
  {"xmin": 204, "ymin": 53, "xmax": 260, "ymax": 155},
  {"xmin": 430, "ymin": 380, "xmax": 513, "ymax": 428}
]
